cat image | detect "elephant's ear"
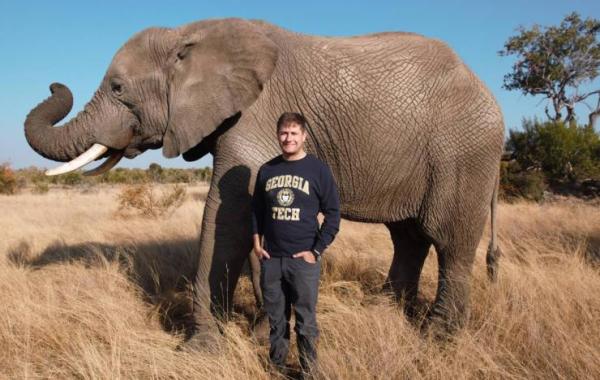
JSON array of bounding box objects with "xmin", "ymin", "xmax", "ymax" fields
[{"xmin": 162, "ymin": 20, "xmax": 278, "ymax": 158}]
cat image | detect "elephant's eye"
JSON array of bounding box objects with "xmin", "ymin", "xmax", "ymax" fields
[{"xmin": 111, "ymin": 82, "xmax": 123, "ymax": 96}]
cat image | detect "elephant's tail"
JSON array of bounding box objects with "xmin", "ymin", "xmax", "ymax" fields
[{"xmin": 486, "ymin": 171, "xmax": 501, "ymax": 282}]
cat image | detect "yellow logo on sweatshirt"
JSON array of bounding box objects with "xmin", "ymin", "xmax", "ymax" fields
[
  {"xmin": 272, "ymin": 188, "xmax": 300, "ymax": 221},
  {"xmin": 277, "ymin": 188, "xmax": 294, "ymax": 206},
  {"xmin": 265, "ymin": 175, "xmax": 310, "ymax": 195}
]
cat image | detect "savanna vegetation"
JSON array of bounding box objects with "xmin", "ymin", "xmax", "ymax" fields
[
  {"xmin": 0, "ymin": 163, "xmax": 211, "ymax": 194},
  {"xmin": 499, "ymin": 12, "xmax": 600, "ymax": 201},
  {"xmin": 1, "ymin": 184, "xmax": 598, "ymax": 379},
  {"xmin": 1, "ymin": 10, "xmax": 599, "ymax": 380}
]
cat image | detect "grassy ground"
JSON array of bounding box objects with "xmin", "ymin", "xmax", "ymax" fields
[{"xmin": 1, "ymin": 184, "xmax": 598, "ymax": 379}]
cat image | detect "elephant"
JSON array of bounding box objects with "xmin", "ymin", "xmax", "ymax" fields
[{"xmin": 24, "ymin": 17, "xmax": 504, "ymax": 344}]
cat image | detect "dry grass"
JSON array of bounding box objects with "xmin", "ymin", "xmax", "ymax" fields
[
  {"xmin": 115, "ymin": 183, "xmax": 187, "ymax": 218},
  {"xmin": 1, "ymin": 185, "xmax": 599, "ymax": 379}
]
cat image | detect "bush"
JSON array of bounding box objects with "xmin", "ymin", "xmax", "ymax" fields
[
  {"xmin": 116, "ymin": 184, "xmax": 186, "ymax": 218},
  {"xmin": 162, "ymin": 168, "xmax": 193, "ymax": 183},
  {"xmin": 507, "ymin": 119, "xmax": 600, "ymax": 184},
  {"xmin": 500, "ymin": 161, "xmax": 547, "ymax": 202},
  {"xmin": 32, "ymin": 181, "xmax": 50, "ymax": 194},
  {"xmin": 60, "ymin": 172, "xmax": 84, "ymax": 186},
  {"xmin": 16, "ymin": 166, "xmax": 46, "ymax": 184},
  {"xmin": 148, "ymin": 163, "xmax": 164, "ymax": 183},
  {"xmin": 0, "ymin": 163, "xmax": 18, "ymax": 195},
  {"xmin": 11, "ymin": 165, "xmax": 211, "ymax": 189},
  {"xmin": 194, "ymin": 167, "xmax": 212, "ymax": 182},
  {"xmin": 100, "ymin": 168, "xmax": 132, "ymax": 184}
]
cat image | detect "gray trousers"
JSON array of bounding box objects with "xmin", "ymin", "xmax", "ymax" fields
[{"xmin": 260, "ymin": 256, "xmax": 320, "ymax": 372}]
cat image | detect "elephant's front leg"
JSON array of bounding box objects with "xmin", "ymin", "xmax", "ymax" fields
[{"xmin": 188, "ymin": 164, "xmax": 256, "ymax": 348}]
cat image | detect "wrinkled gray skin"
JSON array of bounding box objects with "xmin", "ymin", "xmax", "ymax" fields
[{"xmin": 25, "ymin": 18, "xmax": 504, "ymax": 344}]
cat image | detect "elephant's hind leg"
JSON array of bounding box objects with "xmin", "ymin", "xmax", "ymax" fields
[
  {"xmin": 383, "ymin": 220, "xmax": 432, "ymax": 318},
  {"xmin": 425, "ymin": 221, "xmax": 484, "ymax": 336}
]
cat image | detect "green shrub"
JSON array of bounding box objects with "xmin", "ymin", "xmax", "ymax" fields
[
  {"xmin": 16, "ymin": 166, "xmax": 46, "ymax": 184},
  {"xmin": 127, "ymin": 169, "xmax": 149, "ymax": 184},
  {"xmin": 194, "ymin": 167, "xmax": 212, "ymax": 182},
  {"xmin": 148, "ymin": 163, "xmax": 164, "ymax": 183},
  {"xmin": 11, "ymin": 165, "xmax": 212, "ymax": 189},
  {"xmin": 500, "ymin": 161, "xmax": 547, "ymax": 202},
  {"xmin": 0, "ymin": 163, "xmax": 18, "ymax": 195},
  {"xmin": 100, "ymin": 168, "xmax": 130, "ymax": 184},
  {"xmin": 162, "ymin": 168, "xmax": 193, "ymax": 183},
  {"xmin": 507, "ymin": 119, "xmax": 600, "ymax": 183},
  {"xmin": 60, "ymin": 172, "xmax": 84, "ymax": 186},
  {"xmin": 32, "ymin": 181, "xmax": 50, "ymax": 194}
]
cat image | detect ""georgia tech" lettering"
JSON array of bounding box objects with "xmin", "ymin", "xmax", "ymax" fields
[
  {"xmin": 265, "ymin": 175, "xmax": 310, "ymax": 195},
  {"xmin": 272, "ymin": 207, "xmax": 301, "ymax": 221}
]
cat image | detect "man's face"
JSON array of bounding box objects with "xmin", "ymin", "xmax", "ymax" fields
[{"xmin": 278, "ymin": 123, "xmax": 307, "ymax": 155}]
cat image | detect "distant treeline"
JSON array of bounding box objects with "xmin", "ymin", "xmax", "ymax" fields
[
  {"xmin": 3, "ymin": 128, "xmax": 600, "ymax": 202},
  {"xmin": 0, "ymin": 163, "xmax": 212, "ymax": 194}
]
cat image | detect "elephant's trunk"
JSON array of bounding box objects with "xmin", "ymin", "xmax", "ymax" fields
[{"xmin": 25, "ymin": 83, "xmax": 96, "ymax": 162}]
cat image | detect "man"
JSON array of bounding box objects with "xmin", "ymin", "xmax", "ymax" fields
[{"xmin": 251, "ymin": 112, "xmax": 341, "ymax": 375}]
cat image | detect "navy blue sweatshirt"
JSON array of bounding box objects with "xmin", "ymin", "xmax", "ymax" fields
[{"xmin": 251, "ymin": 153, "xmax": 341, "ymax": 257}]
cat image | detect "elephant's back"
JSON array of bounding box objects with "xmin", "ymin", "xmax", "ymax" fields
[
  {"xmin": 263, "ymin": 22, "xmax": 462, "ymax": 73},
  {"xmin": 255, "ymin": 21, "xmax": 504, "ymax": 222}
]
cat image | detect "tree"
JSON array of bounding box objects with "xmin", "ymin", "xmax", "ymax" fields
[
  {"xmin": 499, "ymin": 12, "xmax": 600, "ymax": 128},
  {"xmin": 148, "ymin": 163, "xmax": 164, "ymax": 183}
]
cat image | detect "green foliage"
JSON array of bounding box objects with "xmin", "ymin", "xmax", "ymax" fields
[
  {"xmin": 499, "ymin": 12, "xmax": 600, "ymax": 123},
  {"xmin": 99, "ymin": 168, "xmax": 147, "ymax": 184},
  {"xmin": 500, "ymin": 161, "xmax": 547, "ymax": 202},
  {"xmin": 162, "ymin": 168, "xmax": 191, "ymax": 183},
  {"xmin": 507, "ymin": 119, "xmax": 600, "ymax": 183},
  {"xmin": 60, "ymin": 172, "xmax": 84, "ymax": 186},
  {"xmin": 148, "ymin": 163, "xmax": 164, "ymax": 183},
  {"xmin": 16, "ymin": 166, "xmax": 46, "ymax": 184},
  {"xmin": 12, "ymin": 165, "xmax": 211, "ymax": 189},
  {"xmin": 194, "ymin": 167, "xmax": 212, "ymax": 182},
  {"xmin": 0, "ymin": 163, "xmax": 19, "ymax": 195},
  {"xmin": 32, "ymin": 181, "xmax": 49, "ymax": 194}
]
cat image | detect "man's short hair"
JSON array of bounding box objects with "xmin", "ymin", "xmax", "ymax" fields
[{"xmin": 276, "ymin": 112, "xmax": 307, "ymax": 133}]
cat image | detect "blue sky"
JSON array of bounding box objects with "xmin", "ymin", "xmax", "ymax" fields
[{"xmin": 1, "ymin": 0, "xmax": 599, "ymax": 169}]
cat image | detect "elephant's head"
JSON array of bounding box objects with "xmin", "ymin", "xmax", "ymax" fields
[{"xmin": 25, "ymin": 18, "xmax": 278, "ymax": 175}]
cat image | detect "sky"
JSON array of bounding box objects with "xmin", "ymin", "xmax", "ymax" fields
[{"xmin": 1, "ymin": 0, "xmax": 599, "ymax": 170}]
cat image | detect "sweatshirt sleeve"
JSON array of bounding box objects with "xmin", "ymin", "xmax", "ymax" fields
[
  {"xmin": 311, "ymin": 164, "xmax": 341, "ymax": 254},
  {"xmin": 251, "ymin": 168, "xmax": 265, "ymax": 235}
]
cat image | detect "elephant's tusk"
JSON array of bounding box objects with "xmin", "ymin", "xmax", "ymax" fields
[
  {"xmin": 83, "ymin": 150, "xmax": 124, "ymax": 176},
  {"xmin": 45, "ymin": 143, "xmax": 109, "ymax": 176}
]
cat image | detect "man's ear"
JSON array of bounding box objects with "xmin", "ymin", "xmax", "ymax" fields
[{"xmin": 163, "ymin": 19, "xmax": 278, "ymax": 158}]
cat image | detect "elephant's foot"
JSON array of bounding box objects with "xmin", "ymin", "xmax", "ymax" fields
[
  {"xmin": 178, "ymin": 328, "xmax": 223, "ymax": 353},
  {"xmin": 251, "ymin": 309, "xmax": 270, "ymax": 345},
  {"xmin": 382, "ymin": 281, "xmax": 421, "ymax": 321},
  {"xmin": 177, "ymin": 316, "xmax": 223, "ymax": 353},
  {"xmin": 420, "ymin": 297, "xmax": 469, "ymax": 340},
  {"xmin": 425, "ymin": 237, "xmax": 477, "ymax": 339},
  {"xmin": 403, "ymin": 295, "xmax": 430, "ymax": 326}
]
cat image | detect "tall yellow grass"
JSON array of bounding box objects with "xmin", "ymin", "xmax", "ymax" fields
[{"xmin": 1, "ymin": 185, "xmax": 598, "ymax": 379}]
